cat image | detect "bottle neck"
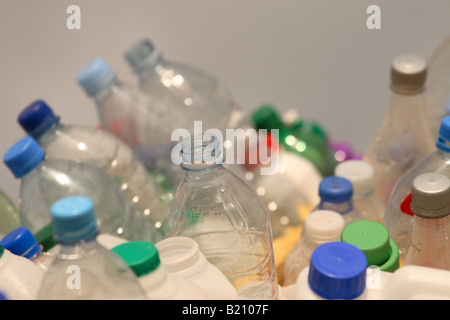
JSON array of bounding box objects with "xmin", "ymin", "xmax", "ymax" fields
[
  {"xmin": 56, "ymin": 236, "xmax": 98, "ymax": 260},
  {"xmin": 318, "ymin": 200, "xmax": 353, "ymax": 214},
  {"xmin": 385, "ymin": 90, "xmax": 428, "ymax": 127},
  {"xmin": 93, "ymin": 78, "xmax": 122, "ymax": 104},
  {"xmin": 35, "ymin": 120, "xmax": 62, "ymax": 145},
  {"xmin": 135, "ymin": 53, "xmax": 166, "ymax": 83}
]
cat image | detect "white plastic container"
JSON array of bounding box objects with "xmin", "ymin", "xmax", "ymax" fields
[
  {"xmin": 0, "ymin": 245, "xmax": 44, "ymax": 300},
  {"xmin": 155, "ymin": 236, "xmax": 240, "ymax": 300}
]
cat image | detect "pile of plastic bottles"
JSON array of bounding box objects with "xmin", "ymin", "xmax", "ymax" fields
[{"xmin": 0, "ymin": 37, "xmax": 449, "ymax": 301}]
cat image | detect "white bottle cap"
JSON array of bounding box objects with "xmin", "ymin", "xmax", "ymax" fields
[
  {"xmin": 304, "ymin": 210, "xmax": 345, "ymax": 244},
  {"xmin": 334, "ymin": 160, "xmax": 375, "ymax": 197}
]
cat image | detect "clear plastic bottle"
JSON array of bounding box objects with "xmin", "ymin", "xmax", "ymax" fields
[
  {"xmin": 0, "ymin": 243, "xmax": 44, "ymax": 300},
  {"xmin": 335, "ymin": 160, "xmax": 385, "ymax": 223},
  {"xmin": 283, "ymin": 210, "xmax": 345, "ymax": 286},
  {"xmin": 364, "ymin": 54, "xmax": 436, "ymax": 205},
  {"xmin": 403, "ymin": 172, "xmax": 450, "ymax": 270},
  {"xmin": 384, "ymin": 116, "xmax": 450, "ymax": 265},
  {"xmin": 112, "ymin": 241, "xmax": 209, "ymax": 300},
  {"xmin": 164, "ymin": 133, "xmax": 279, "ymax": 300},
  {"xmin": 0, "ymin": 189, "xmax": 21, "ymax": 239},
  {"xmin": 76, "ymin": 57, "xmax": 184, "ymax": 197},
  {"xmin": 313, "ymin": 176, "xmax": 364, "ymax": 225},
  {"xmin": 0, "ymin": 226, "xmax": 55, "ymax": 272},
  {"xmin": 124, "ymin": 38, "xmax": 244, "ymax": 133},
  {"xmin": 18, "ymin": 99, "xmax": 171, "ymax": 233},
  {"xmin": 294, "ymin": 242, "xmax": 368, "ymax": 300},
  {"xmin": 38, "ymin": 196, "xmax": 147, "ymax": 300},
  {"xmin": 3, "ymin": 136, "xmax": 161, "ymax": 250},
  {"xmin": 340, "ymin": 220, "xmax": 399, "ymax": 273},
  {"xmin": 155, "ymin": 236, "xmax": 240, "ymax": 300}
]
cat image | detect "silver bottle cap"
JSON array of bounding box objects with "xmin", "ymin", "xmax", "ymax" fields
[
  {"xmin": 411, "ymin": 172, "xmax": 450, "ymax": 219},
  {"xmin": 391, "ymin": 54, "xmax": 427, "ymax": 94}
]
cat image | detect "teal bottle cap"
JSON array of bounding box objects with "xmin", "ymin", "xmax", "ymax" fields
[{"xmin": 112, "ymin": 241, "xmax": 161, "ymax": 278}]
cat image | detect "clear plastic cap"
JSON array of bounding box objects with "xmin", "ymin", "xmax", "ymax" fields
[
  {"xmin": 50, "ymin": 196, "xmax": 98, "ymax": 244},
  {"xmin": 391, "ymin": 54, "xmax": 427, "ymax": 94},
  {"xmin": 0, "ymin": 227, "xmax": 41, "ymax": 259},
  {"xmin": 124, "ymin": 39, "xmax": 159, "ymax": 74},
  {"xmin": 112, "ymin": 241, "xmax": 161, "ymax": 278},
  {"xmin": 3, "ymin": 136, "xmax": 45, "ymax": 178},
  {"xmin": 411, "ymin": 172, "xmax": 450, "ymax": 219},
  {"xmin": 77, "ymin": 58, "xmax": 116, "ymax": 97},
  {"xmin": 304, "ymin": 210, "xmax": 345, "ymax": 244},
  {"xmin": 18, "ymin": 100, "xmax": 59, "ymax": 138},
  {"xmin": 334, "ymin": 160, "xmax": 375, "ymax": 196}
]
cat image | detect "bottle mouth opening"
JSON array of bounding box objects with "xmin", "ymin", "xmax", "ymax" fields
[{"xmin": 180, "ymin": 133, "xmax": 224, "ymax": 169}]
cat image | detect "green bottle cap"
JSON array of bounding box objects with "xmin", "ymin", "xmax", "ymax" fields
[
  {"xmin": 340, "ymin": 220, "xmax": 392, "ymax": 268},
  {"xmin": 251, "ymin": 104, "xmax": 284, "ymax": 130},
  {"xmin": 34, "ymin": 223, "xmax": 57, "ymax": 252},
  {"xmin": 0, "ymin": 244, "xmax": 4, "ymax": 257},
  {"xmin": 112, "ymin": 241, "xmax": 161, "ymax": 277}
]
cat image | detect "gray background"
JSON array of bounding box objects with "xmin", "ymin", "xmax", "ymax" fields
[{"xmin": 1, "ymin": 0, "xmax": 449, "ymax": 200}]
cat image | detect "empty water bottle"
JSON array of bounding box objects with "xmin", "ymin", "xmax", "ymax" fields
[
  {"xmin": 76, "ymin": 57, "xmax": 184, "ymax": 196},
  {"xmin": 124, "ymin": 38, "xmax": 244, "ymax": 133},
  {"xmin": 313, "ymin": 176, "xmax": 364, "ymax": 225},
  {"xmin": 164, "ymin": 133, "xmax": 279, "ymax": 300},
  {"xmin": 364, "ymin": 54, "xmax": 436, "ymax": 205},
  {"xmin": 0, "ymin": 188, "xmax": 20, "ymax": 239},
  {"xmin": 3, "ymin": 136, "xmax": 161, "ymax": 250},
  {"xmin": 384, "ymin": 116, "xmax": 450, "ymax": 264},
  {"xmin": 403, "ymin": 172, "xmax": 450, "ymax": 270},
  {"xmin": 18, "ymin": 99, "xmax": 171, "ymax": 232},
  {"xmin": 0, "ymin": 227, "xmax": 55, "ymax": 272},
  {"xmin": 37, "ymin": 196, "xmax": 147, "ymax": 299},
  {"xmin": 112, "ymin": 241, "xmax": 209, "ymax": 300}
]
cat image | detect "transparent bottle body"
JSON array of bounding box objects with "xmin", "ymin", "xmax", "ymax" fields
[
  {"xmin": 283, "ymin": 235, "xmax": 317, "ymax": 287},
  {"xmin": 36, "ymin": 122, "xmax": 172, "ymax": 232},
  {"xmin": 403, "ymin": 215, "xmax": 450, "ymax": 271},
  {"xmin": 37, "ymin": 238, "xmax": 147, "ymax": 300},
  {"xmin": 93, "ymin": 79, "xmax": 185, "ymax": 195},
  {"xmin": 0, "ymin": 190, "xmax": 21, "ymax": 238},
  {"xmin": 384, "ymin": 150, "xmax": 450, "ymax": 265},
  {"xmin": 18, "ymin": 159, "xmax": 161, "ymax": 244},
  {"xmin": 364, "ymin": 91, "xmax": 436, "ymax": 205},
  {"xmin": 137, "ymin": 57, "xmax": 244, "ymax": 134},
  {"xmin": 164, "ymin": 165, "xmax": 279, "ymax": 300}
]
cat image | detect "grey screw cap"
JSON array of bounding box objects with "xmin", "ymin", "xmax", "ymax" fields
[
  {"xmin": 391, "ymin": 54, "xmax": 427, "ymax": 94},
  {"xmin": 411, "ymin": 172, "xmax": 450, "ymax": 219}
]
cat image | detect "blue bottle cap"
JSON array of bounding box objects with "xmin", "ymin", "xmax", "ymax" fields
[
  {"xmin": 18, "ymin": 100, "xmax": 59, "ymax": 138},
  {"xmin": 0, "ymin": 227, "xmax": 41, "ymax": 259},
  {"xmin": 50, "ymin": 196, "xmax": 98, "ymax": 244},
  {"xmin": 308, "ymin": 242, "xmax": 368, "ymax": 300},
  {"xmin": 125, "ymin": 39, "xmax": 157, "ymax": 73},
  {"xmin": 77, "ymin": 58, "xmax": 116, "ymax": 97},
  {"xmin": 3, "ymin": 136, "xmax": 45, "ymax": 178},
  {"xmin": 318, "ymin": 176, "xmax": 353, "ymax": 203},
  {"xmin": 436, "ymin": 116, "xmax": 450, "ymax": 152},
  {"xmin": 0, "ymin": 291, "xmax": 8, "ymax": 300}
]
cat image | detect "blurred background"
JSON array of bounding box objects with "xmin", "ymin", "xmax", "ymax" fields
[{"xmin": 1, "ymin": 0, "xmax": 450, "ymax": 200}]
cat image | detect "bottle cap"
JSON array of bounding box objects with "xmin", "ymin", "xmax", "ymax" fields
[
  {"xmin": 308, "ymin": 242, "xmax": 367, "ymax": 300},
  {"xmin": 0, "ymin": 244, "xmax": 4, "ymax": 258},
  {"xmin": 34, "ymin": 223, "xmax": 57, "ymax": 252},
  {"xmin": 340, "ymin": 220, "xmax": 392, "ymax": 267},
  {"xmin": 251, "ymin": 104, "xmax": 284, "ymax": 130},
  {"xmin": 304, "ymin": 210, "xmax": 345, "ymax": 244},
  {"xmin": 18, "ymin": 100, "xmax": 59, "ymax": 138},
  {"xmin": 0, "ymin": 227, "xmax": 41, "ymax": 259},
  {"xmin": 77, "ymin": 58, "xmax": 116, "ymax": 97},
  {"xmin": 112, "ymin": 241, "xmax": 160, "ymax": 277},
  {"xmin": 50, "ymin": 196, "xmax": 98, "ymax": 244},
  {"xmin": 436, "ymin": 116, "xmax": 450, "ymax": 152},
  {"xmin": 3, "ymin": 136, "xmax": 45, "ymax": 178},
  {"xmin": 125, "ymin": 39, "xmax": 159, "ymax": 73},
  {"xmin": 391, "ymin": 54, "xmax": 427, "ymax": 94},
  {"xmin": 334, "ymin": 160, "xmax": 375, "ymax": 196},
  {"xmin": 411, "ymin": 172, "xmax": 450, "ymax": 219},
  {"xmin": 318, "ymin": 176, "xmax": 353, "ymax": 203}
]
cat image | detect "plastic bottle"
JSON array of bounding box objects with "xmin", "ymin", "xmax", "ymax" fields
[
  {"xmin": 37, "ymin": 196, "xmax": 147, "ymax": 300},
  {"xmin": 313, "ymin": 176, "xmax": 364, "ymax": 225},
  {"xmin": 3, "ymin": 136, "xmax": 161, "ymax": 251},
  {"xmin": 402, "ymin": 172, "xmax": 450, "ymax": 270},
  {"xmin": 18, "ymin": 99, "xmax": 172, "ymax": 233},
  {"xmin": 294, "ymin": 242, "xmax": 368, "ymax": 300},
  {"xmin": 0, "ymin": 243, "xmax": 44, "ymax": 300},
  {"xmin": 335, "ymin": 160, "xmax": 385, "ymax": 223},
  {"xmin": 124, "ymin": 38, "xmax": 244, "ymax": 134},
  {"xmin": 384, "ymin": 116, "xmax": 450, "ymax": 265},
  {"xmin": 283, "ymin": 210, "xmax": 345, "ymax": 286},
  {"xmin": 0, "ymin": 188, "xmax": 21, "ymax": 239},
  {"xmin": 112, "ymin": 241, "xmax": 209, "ymax": 300},
  {"xmin": 76, "ymin": 57, "xmax": 184, "ymax": 196},
  {"xmin": 155, "ymin": 236, "xmax": 240, "ymax": 300},
  {"xmin": 164, "ymin": 133, "xmax": 279, "ymax": 300},
  {"xmin": 340, "ymin": 220, "xmax": 399, "ymax": 273},
  {"xmin": 0, "ymin": 227, "xmax": 55, "ymax": 272},
  {"xmin": 364, "ymin": 54, "xmax": 436, "ymax": 206}
]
